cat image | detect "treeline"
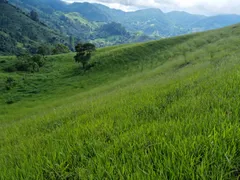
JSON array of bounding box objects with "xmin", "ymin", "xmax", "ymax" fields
[{"xmin": 4, "ymin": 43, "xmax": 70, "ymax": 73}]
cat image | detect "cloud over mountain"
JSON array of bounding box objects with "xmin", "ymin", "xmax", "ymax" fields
[{"xmin": 63, "ymin": 0, "xmax": 240, "ymax": 15}]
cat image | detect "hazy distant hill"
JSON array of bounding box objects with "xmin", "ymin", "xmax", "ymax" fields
[
  {"xmin": 91, "ymin": 3, "xmax": 240, "ymax": 36},
  {"xmin": 95, "ymin": 5, "xmax": 179, "ymax": 36},
  {"xmin": 190, "ymin": 14, "xmax": 240, "ymax": 31},
  {"xmin": 166, "ymin": 11, "xmax": 206, "ymax": 27},
  {"xmin": 67, "ymin": 2, "xmax": 110, "ymax": 22}
]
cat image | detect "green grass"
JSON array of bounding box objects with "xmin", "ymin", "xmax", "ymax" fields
[{"xmin": 1, "ymin": 24, "xmax": 240, "ymax": 179}]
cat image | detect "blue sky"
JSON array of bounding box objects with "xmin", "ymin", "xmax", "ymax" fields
[{"xmin": 63, "ymin": 0, "xmax": 240, "ymax": 15}]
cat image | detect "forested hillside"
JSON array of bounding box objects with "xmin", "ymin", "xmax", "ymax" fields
[
  {"xmin": 5, "ymin": 0, "xmax": 240, "ymax": 49},
  {"xmin": 0, "ymin": 1, "xmax": 67, "ymax": 55},
  {"xmin": 8, "ymin": 0, "xmax": 156, "ymax": 48}
]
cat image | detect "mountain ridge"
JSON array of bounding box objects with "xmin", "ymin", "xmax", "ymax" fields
[
  {"xmin": 0, "ymin": 2, "xmax": 68, "ymax": 55},
  {"xmin": 4, "ymin": 0, "xmax": 240, "ymax": 53}
]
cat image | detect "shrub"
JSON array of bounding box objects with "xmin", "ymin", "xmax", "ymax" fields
[
  {"xmin": 32, "ymin": 54, "xmax": 45, "ymax": 67},
  {"xmin": 5, "ymin": 77, "xmax": 16, "ymax": 90},
  {"xmin": 4, "ymin": 66, "xmax": 17, "ymax": 72},
  {"xmin": 5, "ymin": 95, "xmax": 20, "ymax": 104},
  {"xmin": 15, "ymin": 54, "xmax": 43, "ymax": 72},
  {"xmin": 52, "ymin": 44, "xmax": 70, "ymax": 54},
  {"xmin": 15, "ymin": 60, "xmax": 39, "ymax": 72}
]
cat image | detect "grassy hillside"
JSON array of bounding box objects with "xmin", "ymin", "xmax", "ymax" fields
[
  {"xmin": 0, "ymin": 2, "xmax": 67, "ymax": 55},
  {"xmin": 1, "ymin": 24, "xmax": 240, "ymax": 179}
]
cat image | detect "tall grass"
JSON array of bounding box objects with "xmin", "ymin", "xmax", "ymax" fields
[{"xmin": 1, "ymin": 25, "xmax": 240, "ymax": 179}]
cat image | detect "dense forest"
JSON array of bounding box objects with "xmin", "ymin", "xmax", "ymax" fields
[{"xmin": 0, "ymin": 2, "xmax": 67, "ymax": 55}]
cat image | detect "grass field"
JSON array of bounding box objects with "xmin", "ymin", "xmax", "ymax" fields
[{"xmin": 1, "ymin": 24, "xmax": 240, "ymax": 179}]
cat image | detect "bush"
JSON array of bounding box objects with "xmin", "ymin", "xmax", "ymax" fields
[
  {"xmin": 5, "ymin": 77, "xmax": 16, "ymax": 90},
  {"xmin": 52, "ymin": 44, "xmax": 70, "ymax": 54},
  {"xmin": 15, "ymin": 54, "xmax": 43, "ymax": 72},
  {"xmin": 4, "ymin": 66, "xmax": 17, "ymax": 72},
  {"xmin": 15, "ymin": 60, "xmax": 39, "ymax": 72},
  {"xmin": 32, "ymin": 54, "xmax": 45, "ymax": 67},
  {"xmin": 5, "ymin": 95, "xmax": 20, "ymax": 104}
]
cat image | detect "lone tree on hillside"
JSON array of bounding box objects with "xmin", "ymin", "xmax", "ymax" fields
[{"xmin": 74, "ymin": 43, "xmax": 96, "ymax": 70}]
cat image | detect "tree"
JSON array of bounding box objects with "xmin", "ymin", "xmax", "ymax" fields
[
  {"xmin": 37, "ymin": 44, "xmax": 51, "ymax": 58},
  {"xmin": 74, "ymin": 43, "xmax": 96, "ymax": 70},
  {"xmin": 30, "ymin": 10, "xmax": 39, "ymax": 22}
]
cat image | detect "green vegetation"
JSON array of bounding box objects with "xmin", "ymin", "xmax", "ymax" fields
[
  {"xmin": 0, "ymin": 2, "xmax": 68, "ymax": 55},
  {"xmin": 52, "ymin": 44, "xmax": 70, "ymax": 55},
  {"xmin": 1, "ymin": 24, "xmax": 240, "ymax": 179},
  {"xmin": 74, "ymin": 42, "xmax": 96, "ymax": 70},
  {"xmin": 8, "ymin": 0, "xmax": 240, "ymax": 50}
]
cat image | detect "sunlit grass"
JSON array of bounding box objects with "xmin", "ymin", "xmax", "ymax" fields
[{"xmin": 1, "ymin": 25, "xmax": 240, "ymax": 179}]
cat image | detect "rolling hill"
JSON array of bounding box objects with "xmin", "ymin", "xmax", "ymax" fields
[
  {"xmin": 1, "ymin": 23, "xmax": 240, "ymax": 179},
  {"xmin": 7, "ymin": 0, "xmax": 156, "ymax": 47},
  {"xmin": 8, "ymin": 0, "xmax": 240, "ymax": 42},
  {"xmin": 0, "ymin": 1, "xmax": 68, "ymax": 55}
]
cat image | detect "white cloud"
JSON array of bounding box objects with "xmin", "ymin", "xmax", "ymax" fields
[{"xmin": 63, "ymin": 0, "xmax": 240, "ymax": 15}]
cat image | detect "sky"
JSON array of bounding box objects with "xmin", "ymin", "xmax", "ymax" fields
[{"xmin": 63, "ymin": 0, "xmax": 240, "ymax": 15}]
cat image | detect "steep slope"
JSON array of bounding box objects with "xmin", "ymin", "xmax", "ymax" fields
[
  {"xmin": 67, "ymin": 2, "xmax": 110, "ymax": 22},
  {"xmin": 8, "ymin": 0, "xmax": 96, "ymax": 40},
  {"xmin": 1, "ymin": 16, "xmax": 240, "ymax": 180},
  {"xmin": 0, "ymin": 1, "xmax": 67, "ymax": 55},
  {"xmin": 8, "ymin": 0, "xmax": 154, "ymax": 47}
]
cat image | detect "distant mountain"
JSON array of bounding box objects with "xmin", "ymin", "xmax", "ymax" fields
[
  {"xmin": 67, "ymin": 2, "xmax": 110, "ymax": 22},
  {"xmin": 8, "ymin": 0, "xmax": 156, "ymax": 48},
  {"xmin": 92, "ymin": 4, "xmax": 240, "ymax": 36},
  {"xmin": 0, "ymin": 1, "xmax": 67, "ymax": 55},
  {"xmin": 6, "ymin": 0, "xmax": 240, "ymax": 48},
  {"xmin": 190, "ymin": 14, "xmax": 240, "ymax": 31},
  {"xmin": 166, "ymin": 11, "xmax": 206, "ymax": 27},
  {"xmin": 95, "ymin": 5, "xmax": 178, "ymax": 36}
]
